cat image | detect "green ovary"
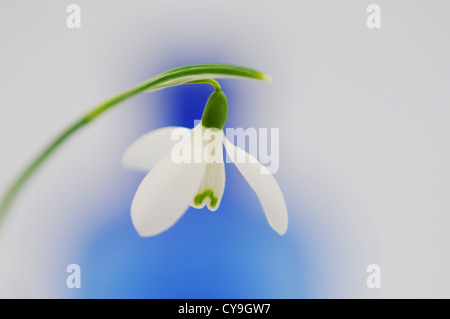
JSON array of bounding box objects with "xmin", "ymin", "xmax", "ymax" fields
[
  {"xmin": 194, "ymin": 189, "xmax": 218, "ymax": 208},
  {"xmin": 201, "ymin": 90, "xmax": 228, "ymax": 129}
]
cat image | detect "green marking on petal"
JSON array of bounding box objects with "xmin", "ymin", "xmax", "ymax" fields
[{"xmin": 194, "ymin": 189, "xmax": 218, "ymax": 208}]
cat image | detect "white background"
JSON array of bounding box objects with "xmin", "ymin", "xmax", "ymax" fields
[{"xmin": 0, "ymin": 0, "xmax": 449, "ymax": 298}]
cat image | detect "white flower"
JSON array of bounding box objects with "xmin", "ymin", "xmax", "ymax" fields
[{"xmin": 122, "ymin": 123, "xmax": 288, "ymax": 237}]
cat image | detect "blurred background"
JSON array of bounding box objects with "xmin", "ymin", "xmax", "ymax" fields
[{"xmin": 0, "ymin": 0, "xmax": 449, "ymax": 298}]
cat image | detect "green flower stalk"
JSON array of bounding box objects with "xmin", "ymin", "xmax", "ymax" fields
[{"xmin": 0, "ymin": 63, "xmax": 287, "ymax": 236}]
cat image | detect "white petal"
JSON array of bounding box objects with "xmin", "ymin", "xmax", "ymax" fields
[
  {"xmin": 131, "ymin": 154, "xmax": 206, "ymax": 237},
  {"xmin": 122, "ymin": 126, "xmax": 190, "ymax": 171},
  {"xmin": 223, "ymin": 137, "xmax": 288, "ymax": 235}
]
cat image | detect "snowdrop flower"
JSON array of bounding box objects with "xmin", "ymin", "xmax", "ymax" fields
[
  {"xmin": 0, "ymin": 63, "xmax": 282, "ymax": 234},
  {"xmin": 122, "ymin": 89, "xmax": 288, "ymax": 237}
]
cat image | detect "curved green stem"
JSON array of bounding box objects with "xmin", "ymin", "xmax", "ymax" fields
[
  {"xmin": 0, "ymin": 88, "xmax": 141, "ymax": 219},
  {"xmin": 0, "ymin": 63, "xmax": 271, "ymax": 220},
  {"xmin": 186, "ymin": 79, "xmax": 221, "ymax": 91},
  {"xmin": 0, "ymin": 119, "xmax": 88, "ymax": 218}
]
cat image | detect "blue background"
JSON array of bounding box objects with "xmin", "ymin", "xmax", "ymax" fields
[{"xmin": 77, "ymin": 60, "xmax": 318, "ymax": 298}]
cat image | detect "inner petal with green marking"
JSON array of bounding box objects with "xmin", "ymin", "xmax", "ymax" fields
[
  {"xmin": 191, "ymin": 129, "xmax": 226, "ymax": 212},
  {"xmin": 191, "ymin": 161, "xmax": 225, "ymax": 211}
]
